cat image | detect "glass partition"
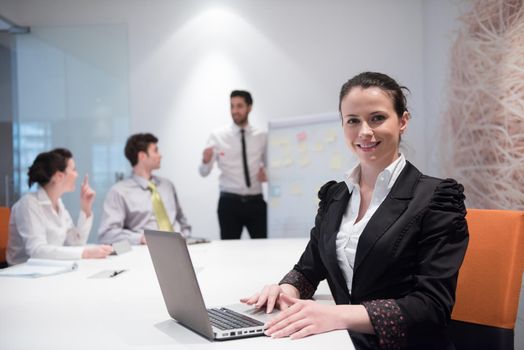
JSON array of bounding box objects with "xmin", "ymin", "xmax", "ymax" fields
[{"xmin": 14, "ymin": 24, "xmax": 130, "ymax": 242}]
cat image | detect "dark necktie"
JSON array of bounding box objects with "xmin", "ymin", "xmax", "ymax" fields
[{"xmin": 241, "ymin": 129, "xmax": 251, "ymax": 188}]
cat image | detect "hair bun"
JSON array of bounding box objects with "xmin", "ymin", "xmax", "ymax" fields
[{"xmin": 27, "ymin": 148, "xmax": 72, "ymax": 188}]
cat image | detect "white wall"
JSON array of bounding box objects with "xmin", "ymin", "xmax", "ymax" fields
[{"xmin": 0, "ymin": 0, "xmax": 465, "ymax": 239}]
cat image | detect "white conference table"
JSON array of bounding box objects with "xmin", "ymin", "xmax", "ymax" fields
[{"xmin": 0, "ymin": 238, "xmax": 354, "ymax": 350}]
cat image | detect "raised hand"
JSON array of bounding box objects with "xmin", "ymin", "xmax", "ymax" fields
[
  {"xmin": 80, "ymin": 174, "xmax": 96, "ymax": 217},
  {"xmin": 202, "ymin": 147, "xmax": 214, "ymax": 164}
]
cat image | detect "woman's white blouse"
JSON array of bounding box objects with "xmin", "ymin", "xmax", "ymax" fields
[
  {"xmin": 336, "ymin": 154, "xmax": 406, "ymax": 293},
  {"xmin": 7, "ymin": 188, "xmax": 93, "ymax": 265}
]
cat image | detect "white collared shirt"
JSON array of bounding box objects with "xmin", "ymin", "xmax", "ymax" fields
[
  {"xmin": 97, "ymin": 174, "xmax": 191, "ymax": 245},
  {"xmin": 335, "ymin": 154, "xmax": 406, "ymax": 293},
  {"xmin": 199, "ymin": 123, "xmax": 267, "ymax": 195},
  {"xmin": 7, "ymin": 188, "xmax": 93, "ymax": 265}
]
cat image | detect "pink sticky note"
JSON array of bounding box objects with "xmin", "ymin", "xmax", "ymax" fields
[{"xmin": 297, "ymin": 131, "xmax": 307, "ymax": 142}]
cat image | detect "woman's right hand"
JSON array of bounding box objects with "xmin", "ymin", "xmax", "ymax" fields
[
  {"xmin": 79, "ymin": 174, "xmax": 96, "ymax": 217},
  {"xmin": 240, "ymin": 283, "xmax": 300, "ymax": 313},
  {"xmin": 82, "ymin": 245, "xmax": 113, "ymax": 259}
]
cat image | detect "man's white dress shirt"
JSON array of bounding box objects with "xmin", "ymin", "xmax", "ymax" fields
[{"xmin": 199, "ymin": 123, "xmax": 267, "ymax": 195}]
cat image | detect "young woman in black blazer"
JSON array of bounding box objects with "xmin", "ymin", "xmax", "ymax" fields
[{"xmin": 241, "ymin": 72, "xmax": 469, "ymax": 349}]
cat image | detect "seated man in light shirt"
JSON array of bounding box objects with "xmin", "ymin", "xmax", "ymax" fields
[{"xmin": 98, "ymin": 133, "xmax": 191, "ymax": 245}]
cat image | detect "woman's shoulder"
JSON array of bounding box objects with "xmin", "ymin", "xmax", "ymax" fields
[
  {"xmin": 317, "ymin": 180, "xmax": 346, "ymax": 201},
  {"xmin": 418, "ymin": 174, "xmax": 464, "ymax": 194},
  {"xmin": 417, "ymin": 175, "xmax": 466, "ymax": 212},
  {"xmin": 10, "ymin": 192, "xmax": 43, "ymax": 219},
  {"xmin": 13, "ymin": 191, "xmax": 39, "ymax": 207},
  {"xmin": 404, "ymin": 162, "xmax": 464, "ymax": 194}
]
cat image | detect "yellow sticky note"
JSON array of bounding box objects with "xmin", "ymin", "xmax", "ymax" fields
[
  {"xmin": 280, "ymin": 138, "xmax": 290, "ymax": 146},
  {"xmin": 291, "ymin": 184, "xmax": 303, "ymax": 195},
  {"xmin": 313, "ymin": 142, "xmax": 324, "ymax": 152},
  {"xmin": 299, "ymin": 155, "xmax": 311, "ymax": 167},
  {"xmin": 330, "ymin": 154, "xmax": 342, "ymax": 170},
  {"xmin": 325, "ymin": 128, "xmax": 337, "ymax": 143},
  {"xmin": 282, "ymin": 157, "xmax": 293, "ymax": 166},
  {"xmin": 271, "ymin": 160, "xmax": 282, "ymax": 168}
]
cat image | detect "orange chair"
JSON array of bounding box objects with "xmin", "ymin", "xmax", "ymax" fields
[
  {"xmin": 0, "ymin": 207, "xmax": 10, "ymax": 268},
  {"xmin": 448, "ymin": 209, "xmax": 524, "ymax": 350}
]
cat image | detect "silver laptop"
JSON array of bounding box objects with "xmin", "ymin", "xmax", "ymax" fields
[{"xmin": 145, "ymin": 229, "xmax": 270, "ymax": 340}]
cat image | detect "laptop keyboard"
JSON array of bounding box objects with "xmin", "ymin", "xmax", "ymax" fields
[{"xmin": 207, "ymin": 307, "xmax": 264, "ymax": 330}]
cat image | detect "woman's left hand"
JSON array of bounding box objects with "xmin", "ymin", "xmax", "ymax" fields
[
  {"xmin": 80, "ymin": 174, "xmax": 96, "ymax": 217},
  {"xmin": 264, "ymin": 293, "xmax": 346, "ymax": 339}
]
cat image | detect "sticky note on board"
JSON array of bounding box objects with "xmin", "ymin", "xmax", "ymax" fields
[
  {"xmin": 296, "ymin": 131, "xmax": 307, "ymax": 142},
  {"xmin": 282, "ymin": 157, "xmax": 293, "ymax": 166},
  {"xmin": 270, "ymin": 185, "xmax": 282, "ymax": 197},
  {"xmin": 291, "ymin": 184, "xmax": 303, "ymax": 195},
  {"xmin": 270, "ymin": 138, "xmax": 281, "ymax": 148},
  {"xmin": 313, "ymin": 142, "xmax": 324, "ymax": 152},
  {"xmin": 325, "ymin": 128, "xmax": 337, "ymax": 143},
  {"xmin": 330, "ymin": 154, "xmax": 342, "ymax": 170},
  {"xmin": 270, "ymin": 198, "xmax": 280, "ymax": 208},
  {"xmin": 280, "ymin": 138, "xmax": 290, "ymax": 146},
  {"xmin": 271, "ymin": 160, "xmax": 283, "ymax": 168},
  {"xmin": 299, "ymin": 156, "xmax": 311, "ymax": 167}
]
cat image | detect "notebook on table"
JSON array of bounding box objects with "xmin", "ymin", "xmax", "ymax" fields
[
  {"xmin": 145, "ymin": 229, "xmax": 274, "ymax": 340},
  {"xmin": 0, "ymin": 258, "xmax": 78, "ymax": 278}
]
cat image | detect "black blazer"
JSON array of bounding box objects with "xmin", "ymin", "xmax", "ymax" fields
[{"xmin": 283, "ymin": 161, "xmax": 469, "ymax": 349}]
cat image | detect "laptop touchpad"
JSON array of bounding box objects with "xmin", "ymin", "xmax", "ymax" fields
[{"xmin": 224, "ymin": 303, "xmax": 280, "ymax": 324}]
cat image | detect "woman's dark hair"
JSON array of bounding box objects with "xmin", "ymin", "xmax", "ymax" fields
[
  {"xmin": 27, "ymin": 148, "xmax": 73, "ymax": 188},
  {"xmin": 125, "ymin": 133, "xmax": 158, "ymax": 166},
  {"xmin": 338, "ymin": 72, "xmax": 410, "ymax": 118},
  {"xmin": 230, "ymin": 90, "xmax": 253, "ymax": 106}
]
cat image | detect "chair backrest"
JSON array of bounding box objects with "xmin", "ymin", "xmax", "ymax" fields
[
  {"xmin": 0, "ymin": 207, "xmax": 10, "ymax": 264},
  {"xmin": 452, "ymin": 209, "xmax": 524, "ymax": 329}
]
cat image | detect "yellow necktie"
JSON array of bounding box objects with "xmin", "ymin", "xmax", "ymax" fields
[{"xmin": 147, "ymin": 181, "xmax": 174, "ymax": 232}]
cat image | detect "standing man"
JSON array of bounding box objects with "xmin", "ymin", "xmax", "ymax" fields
[
  {"xmin": 199, "ymin": 90, "xmax": 268, "ymax": 239},
  {"xmin": 98, "ymin": 133, "xmax": 191, "ymax": 245}
]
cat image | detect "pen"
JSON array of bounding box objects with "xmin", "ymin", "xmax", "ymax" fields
[{"xmin": 109, "ymin": 269, "xmax": 126, "ymax": 278}]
